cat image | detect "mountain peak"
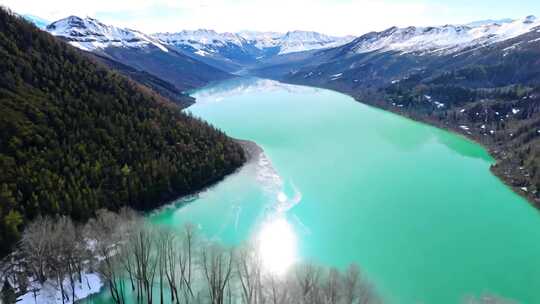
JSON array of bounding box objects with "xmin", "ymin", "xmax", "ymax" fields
[
  {"xmin": 278, "ymin": 31, "xmax": 354, "ymax": 54},
  {"xmin": 46, "ymin": 16, "xmax": 168, "ymax": 52},
  {"xmin": 466, "ymin": 18, "xmax": 513, "ymax": 27}
]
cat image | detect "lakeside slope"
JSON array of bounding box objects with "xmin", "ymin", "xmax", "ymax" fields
[{"xmin": 0, "ymin": 8, "xmax": 246, "ymax": 254}]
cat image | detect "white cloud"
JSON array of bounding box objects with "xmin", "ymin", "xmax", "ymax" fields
[{"xmin": 0, "ymin": 0, "xmax": 485, "ymax": 35}]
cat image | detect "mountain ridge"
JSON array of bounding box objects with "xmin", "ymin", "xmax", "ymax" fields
[{"xmin": 42, "ymin": 15, "xmax": 355, "ymax": 72}]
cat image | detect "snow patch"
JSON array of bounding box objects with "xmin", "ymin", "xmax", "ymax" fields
[
  {"xmin": 194, "ymin": 49, "xmax": 209, "ymax": 56},
  {"xmin": 17, "ymin": 273, "xmax": 102, "ymax": 304},
  {"xmin": 330, "ymin": 73, "xmax": 343, "ymax": 80},
  {"xmin": 434, "ymin": 101, "xmax": 445, "ymax": 108}
]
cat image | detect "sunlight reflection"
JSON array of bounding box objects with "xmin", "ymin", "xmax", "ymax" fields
[{"xmin": 257, "ymin": 216, "xmax": 298, "ymax": 275}]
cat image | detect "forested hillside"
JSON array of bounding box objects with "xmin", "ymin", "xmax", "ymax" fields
[{"xmin": 0, "ymin": 8, "xmax": 245, "ymax": 255}]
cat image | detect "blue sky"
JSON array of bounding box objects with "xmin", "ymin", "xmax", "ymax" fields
[{"xmin": 2, "ymin": 0, "xmax": 539, "ymax": 35}]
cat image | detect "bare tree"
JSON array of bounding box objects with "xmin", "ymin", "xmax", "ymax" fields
[
  {"xmin": 9, "ymin": 211, "xmax": 387, "ymax": 304},
  {"xmin": 20, "ymin": 216, "xmax": 55, "ymax": 283},
  {"xmin": 182, "ymin": 223, "xmax": 196, "ymax": 298},
  {"xmin": 322, "ymin": 268, "xmax": 341, "ymax": 304},
  {"xmin": 294, "ymin": 263, "xmax": 322, "ymax": 304},
  {"xmin": 201, "ymin": 244, "xmax": 234, "ymax": 304},
  {"xmin": 86, "ymin": 209, "xmax": 139, "ymax": 304},
  {"xmin": 236, "ymin": 245, "xmax": 264, "ymax": 304},
  {"xmin": 264, "ymin": 273, "xmax": 291, "ymax": 304},
  {"xmin": 342, "ymin": 264, "xmax": 380, "ymax": 304},
  {"xmin": 175, "ymin": 223, "xmax": 197, "ymax": 303}
]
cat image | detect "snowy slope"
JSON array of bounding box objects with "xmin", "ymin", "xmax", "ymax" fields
[
  {"xmin": 154, "ymin": 30, "xmax": 247, "ymax": 49},
  {"xmin": 156, "ymin": 29, "xmax": 354, "ymax": 57},
  {"xmin": 46, "ymin": 16, "xmax": 169, "ymax": 52},
  {"xmin": 277, "ymin": 31, "xmax": 354, "ymax": 54},
  {"xmin": 237, "ymin": 31, "xmax": 282, "ymax": 49},
  {"xmin": 46, "ymin": 15, "xmax": 353, "ymax": 65},
  {"xmin": 17, "ymin": 272, "xmax": 102, "ymax": 304},
  {"xmin": 153, "ymin": 29, "xmax": 253, "ymax": 59},
  {"xmin": 348, "ymin": 15, "xmax": 540, "ymax": 55}
]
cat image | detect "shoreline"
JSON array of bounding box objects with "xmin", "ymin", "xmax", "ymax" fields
[
  {"xmin": 349, "ymin": 98, "xmax": 540, "ymax": 210},
  {"xmin": 235, "ymin": 138, "xmax": 264, "ymax": 164},
  {"xmin": 72, "ymin": 140, "xmax": 264, "ymax": 303},
  {"xmin": 274, "ymin": 79, "xmax": 540, "ymax": 209}
]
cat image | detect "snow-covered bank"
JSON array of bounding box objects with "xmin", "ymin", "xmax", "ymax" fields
[{"xmin": 17, "ymin": 272, "xmax": 102, "ymax": 304}]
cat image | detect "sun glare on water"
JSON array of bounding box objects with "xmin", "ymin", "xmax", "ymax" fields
[{"xmin": 257, "ymin": 216, "xmax": 298, "ymax": 275}]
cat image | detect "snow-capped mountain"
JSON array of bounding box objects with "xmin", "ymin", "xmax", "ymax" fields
[
  {"xmin": 153, "ymin": 29, "xmax": 249, "ymax": 56},
  {"xmin": 277, "ymin": 31, "xmax": 354, "ymax": 54},
  {"xmin": 152, "ymin": 29, "xmax": 265, "ymax": 71},
  {"xmin": 237, "ymin": 31, "xmax": 282, "ymax": 49},
  {"xmin": 465, "ymin": 18, "xmax": 513, "ymax": 27},
  {"xmin": 46, "ymin": 16, "xmax": 232, "ymax": 92},
  {"xmin": 45, "ymin": 15, "xmax": 354, "ymax": 73},
  {"xmin": 46, "ymin": 16, "xmax": 169, "ymax": 52},
  {"xmin": 155, "ymin": 29, "xmax": 354, "ymax": 61},
  {"xmin": 236, "ymin": 30, "xmax": 354, "ymax": 54},
  {"xmin": 153, "ymin": 29, "xmax": 353, "ymax": 71},
  {"xmin": 347, "ymin": 15, "xmax": 540, "ymax": 56}
]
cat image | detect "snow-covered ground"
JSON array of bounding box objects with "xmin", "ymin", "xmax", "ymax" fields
[{"xmin": 17, "ymin": 272, "xmax": 103, "ymax": 304}]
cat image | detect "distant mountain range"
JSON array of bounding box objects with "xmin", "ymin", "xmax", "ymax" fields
[
  {"xmin": 43, "ymin": 16, "xmax": 354, "ymax": 73},
  {"xmin": 153, "ymin": 29, "xmax": 353, "ymax": 71}
]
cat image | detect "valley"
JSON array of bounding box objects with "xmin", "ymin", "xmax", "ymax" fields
[
  {"xmin": 39, "ymin": 14, "xmax": 540, "ymax": 208},
  {"xmin": 3, "ymin": 6, "xmax": 540, "ymax": 304}
]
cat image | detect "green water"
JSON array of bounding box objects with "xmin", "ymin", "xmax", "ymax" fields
[{"xmin": 87, "ymin": 77, "xmax": 540, "ymax": 304}]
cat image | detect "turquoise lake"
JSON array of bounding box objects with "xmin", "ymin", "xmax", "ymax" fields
[{"xmin": 87, "ymin": 77, "xmax": 540, "ymax": 304}]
